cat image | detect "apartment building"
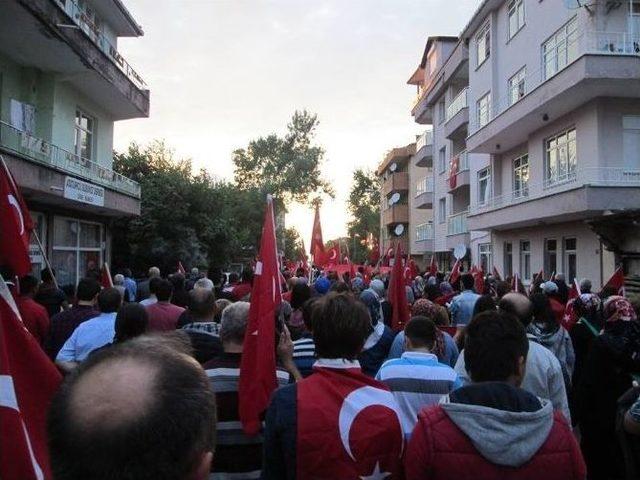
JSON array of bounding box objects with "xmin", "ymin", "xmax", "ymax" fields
[
  {"xmin": 409, "ymin": 129, "xmax": 435, "ymax": 266},
  {"xmin": 407, "ymin": 0, "xmax": 640, "ymax": 288},
  {"xmin": 0, "ymin": 0, "xmax": 149, "ymax": 289}
]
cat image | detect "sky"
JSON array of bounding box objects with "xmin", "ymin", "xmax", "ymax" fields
[{"xmin": 113, "ymin": 0, "xmax": 479, "ymax": 248}]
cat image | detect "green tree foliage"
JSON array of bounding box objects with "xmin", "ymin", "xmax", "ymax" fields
[
  {"xmin": 281, "ymin": 227, "xmax": 303, "ymax": 262},
  {"xmin": 347, "ymin": 168, "xmax": 381, "ymax": 263}
]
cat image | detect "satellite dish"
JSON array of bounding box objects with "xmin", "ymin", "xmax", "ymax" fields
[
  {"xmin": 390, "ymin": 192, "xmax": 400, "ymax": 205},
  {"xmin": 453, "ymin": 243, "xmax": 467, "ymax": 260},
  {"xmin": 394, "ymin": 224, "xmax": 405, "ymax": 236},
  {"xmin": 389, "ymin": 162, "xmax": 398, "ymax": 172},
  {"xmin": 387, "ymin": 197, "xmax": 394, "ymax": 206}
]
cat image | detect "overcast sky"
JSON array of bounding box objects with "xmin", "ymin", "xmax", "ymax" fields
[{"xmin": 114, "ymin": 0, "xmax": 479, "ymax": 246}]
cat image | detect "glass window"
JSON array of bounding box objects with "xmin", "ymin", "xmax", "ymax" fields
[
  {"xmin": 513, "ymin": 154, "xmax": 529, "ymax": 198},
  {"xmin": 545, "ymin": 127, "xmax": 577, "ymax": 186},
  {"xmin": 479, "ymin": 243, "xmax": 492, "ymax": 273},
  {"xmin": 508, "ymin": 67, "xmax": 526, "ymax": 105},
  {"xmin": 542, "ymin": 17, "xmax": 578, "ymax": 80},
  {"xmin": 74, "ymin": 109, "xmax": 95, "ymax": 159},
  {"xmin": 80, "ymin": 222, "xmax": 101, "ymax": 248},
  {"xmin": 508, "ymin": 0, "xmax": 525, "ymax": 38},
  {"xmin": 438, "ymin": 101, "xmax": 446, "ymax": 125},
  {"xmin": 504, "ymin": 242, "xmax": 513, "ymax": 277},
  {"xmin": 51, "ymin": 251, "xmax": 78, "ymax": 291},
  {"xmin": 478, "ymin": 167, "xmax": 491, "ymax": 205},
  {"xmin": 520, "ymin": 240, "xmax": 531, "ymax": 280},
  {"xmin": 544, "ymin": 239, "xmax": 557, "ymax": 276},
  {"xmin": 438, "ymin": 198, "xmax": 446, "ymax": 224},
  {"xmin": 438, "ymin": 147, "xmax": 447, "ymax": 174},
  {"xmin": 477, "ymin": 92, "xmax": 492, "ymax": 128},
  {"xmin": 564, "ymin": 237, "xmax": 577, "ymax": 281},
  {"xmin": 54, "ymin": 218, "xmax": 79, "ymax": 247},
  {"xmin": 476, "ymin": 21, "xmax": 491, "ymax": 66}
]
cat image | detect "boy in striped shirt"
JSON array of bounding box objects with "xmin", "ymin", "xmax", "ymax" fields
[{"xmin": 376, "ymin": 315, "xmax": 461, "ymax": 438}]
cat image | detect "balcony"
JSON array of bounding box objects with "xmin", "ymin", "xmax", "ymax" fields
[
  {"xmin": 467, "ymin": 166, "xmax": 640, "ymax": 231},
  {"xmin": 0, "ymin": 121, "xmax": 140, "ymax": 198},
  {"xmin": 377, "ymin": 144, "xmax": 416, "ymax": 175},
  {"xmin": 415, "ymin": 176, "xmax": 434, "ymax": 209},
  {"xmin": 413, "ymin": 222, "xmax": 434, "ymax": 254},
  {"xmin": 446, "ymin": 209, "xmax": 470, "ymax": 249},
  {"xmin": 447, "ymin": 151, "xmax": 470, "ymax": 193},
  {"xmin": 382, "ymin": 172, "xmax": 409, "ymax": 197},
  {"xmin": 414, "ymin": 130, "xmax": 434, "ymax": 167},
  {"xmin": 382, "ymin": 204, "xmax": 409, "ymax": 226},
  {"xmin": 444, "ymin": 87, "xmax": 469, "ymax": 140},
  {"xmin": 467, "ymin": 30, "xmax": 640, "ymax": 154}
]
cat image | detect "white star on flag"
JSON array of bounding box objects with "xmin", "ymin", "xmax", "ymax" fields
[{"xmin": 360, "ymin": 462, "xmax": 391, "ymax": 480}]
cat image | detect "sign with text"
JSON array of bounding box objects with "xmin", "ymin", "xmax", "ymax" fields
[{"xmin": 63, "ymin": 177, "xmax": 105, "ymax": 207}]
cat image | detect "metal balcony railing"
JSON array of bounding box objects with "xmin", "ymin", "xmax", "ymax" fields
[
  {"xmin": 447, "ymin": 209, "xmax": 469, "ymax": 236},
  {"xmin": 0, "ymin": 121, "xmax": 141, "ymax": 198},
  {"xmin": 416, "ymin": 176, "xmax": 435, "ymax": 196},
  {"xmin": 446, "ymin": 87, "xmax": 468, "ymax": 122},
  {"xmin": 416, "ymin": 130, "xmax": 433, "ymax": 151},
  {"xmin": 416, "ymin": 223, "xmax": 434, "ymax": 241}
]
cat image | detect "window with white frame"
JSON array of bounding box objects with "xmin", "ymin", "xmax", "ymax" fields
[
  {"xmin": 508, "ymin": 0, "xmax": 525, "ymax": 39},
  {"xmin": 438, "ymin": 100, "xmax": 446, "ymax": 125},
  {"xmin": 74, "ymin": 109, "xmax": 94, "ymax": 159},
  {"xmin": 476, "ymin": 21, "xmax": 491, "ymax": 66},
  {"xmin": 504, "ymin": 242, "xmax": 513, "ymax": 277},
  {"xmin": 542, "ymin": 17, "xmax": 578, "ymax": 80},
  {"xmin": 438, "ymin": 197, "xmax": 446, "ymax": 223},
  {"xmin": 478, "ymin": 167, "xmax": 491, "ymax": 205},
  {"xmin": 544, "ymin": 238, "xmax": 558, "ymax": 276},
  {"xmin": 545, "ymin": 127, "xmax": 576, "ymax": 185},
  {"xmin": 520, "ymin": 240, "xmax": 531, "ymax": 280},
  {"xmin": 564, "ymin": 237, "xmax": 577, "ymax": 282},
  {"xmin": 438, "ymin": 146, "xmax": 447, "ymax": 174},
  {"xmin": 477, "ymin": 92, "xmax": 491, "ymax": 128},
  {"xmin": 513, "ymin": 154, "xmax": 529, "ymax": 198},
  {"xmin": 508, "ymin": 67, "xmax": 526, "ymax": 106},
  {"xmin": 479, "ymin": 243, "xmax": 492, "ymax": 273},
  {"xmin": 416, "ymin": 222, "xmax": 433, "ymax": 241}
]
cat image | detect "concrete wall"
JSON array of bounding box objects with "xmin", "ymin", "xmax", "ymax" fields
[{"xmin": 408, "ymin": 155, "xmax": 433, "ymax": 256}]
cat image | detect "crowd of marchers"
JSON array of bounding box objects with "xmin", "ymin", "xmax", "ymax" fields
[{"xmin": 6, "ymin": 262, "xmax": 640, "ymax": 480}]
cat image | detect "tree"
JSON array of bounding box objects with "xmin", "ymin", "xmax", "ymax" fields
[
  {"xmin": 281, "ymin": 227, "xmax": 302, "ymax": 262},
  {"xmin": 346, "ymin": 168, "xmax": 381, "ymax": 263},
  {"xmin": 232, "ymin": 110, "xmax": 334, "ymax": 208}
]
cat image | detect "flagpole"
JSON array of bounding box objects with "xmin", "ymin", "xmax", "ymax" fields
[{"xmin": 32, "ymin": 230, "xmax": 59, "ymax": 290}]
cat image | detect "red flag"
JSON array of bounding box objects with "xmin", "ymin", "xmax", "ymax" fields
[
  {"xmin": 0, "ymin": 276, "xmax": 62, "ymax": 480},
  {"xmin": 568, "ymin": 278, "xmax": 581, "ymax": 301},
  {"xmin": 389, "ymin": 243, "xmax": 410, "ymax": 331},
  {"xmin": 449, "ymin": 259, "xmax": 462, "ymax": 286},
  {"xmin": 404, "ymin": 259, "xmax": 418, "ymax": 286},
  {"xmin": 429, "ymin": 255, "xmax": 438, "ymax": 276},
  {"xmin": 448, "ymin": 154, "xmax": 459, "ymax": 190},
  {"xmin": 601, "ymin": 266, "xmax": 625, "ymax": 296},
  {"xmin": 177, "ymin": 261, "xmax": 186, "ymax": 275},
  {"xmin": 310, "ymin": 205, "xmax": 326, "ymax": 265},
  {"xmin": 325, "ymin": 245, "xmax": 340, "ymax": 265},
  {"xmin": 492, "ymin": 266, "xmax": 502, "ymax": 281},
  {"xmin": 239, "ymin": 195, "xmax": 282, "ymax": 435},
  {"xmin": 100, "ymin": 263, "xmax": 113, "ymax": 288},
  {"xmin": 0, "ymin": 159, "xmax": 34, "ymax": 277},
  {"xmin": 472, "ymin": 266, "xmax": 485, "ymax": 294}
]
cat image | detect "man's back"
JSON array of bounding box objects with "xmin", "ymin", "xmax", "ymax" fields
[
  {"xmin": 449, "ymin": 291, "xmax": 480, "ymax": 327},
  {"xmin": 35, "ymin": 285, "xmax": 66, "ymax": 317},
  {"xmin": 45, "ymin": 305, "xmax": 98, "ymax": 359},
  {"xmin": 56, "ymin": 312, "xmax": 116, "ymax": 362},
  {"xmin": 145, "ymin": 302, "xmax": 184, "ymax": 331}
]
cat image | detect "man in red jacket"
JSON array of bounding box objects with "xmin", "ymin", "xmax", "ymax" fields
[{"xmin": 405, "ymin": 310, "xmax": 585, "ymax": 480}]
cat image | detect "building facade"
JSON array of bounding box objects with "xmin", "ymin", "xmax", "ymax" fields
[
  {"xmin": 405, "ymin": 0, "xmax": 640, "ymax": 288},
  {"xmin": 0, "ymin": 0, "xmax": 149, "ymax": 290}
]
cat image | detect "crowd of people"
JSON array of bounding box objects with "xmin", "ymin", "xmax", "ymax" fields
[{"xmin": 7, "ymin": 262, "xmax": 640, "ymax": 479}]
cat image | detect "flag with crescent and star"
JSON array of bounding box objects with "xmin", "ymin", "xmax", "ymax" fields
[
  {"xmin": 0, "ymin": 158, "xmax": 34, "ymax": 277},
  {"xmin": 310, "ymin": 205, "xmax": 326, "ymax": 266},
  {"xmin": 296, "ymin": 363, "xmax": 404, "ymax": 479}
]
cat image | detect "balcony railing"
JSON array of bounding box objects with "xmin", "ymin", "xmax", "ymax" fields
[
  {"xmin": 469, "ymin": 166, "xmax": 640, "ymax": 215},
  {"xmin": 416, "ymin": 223, "xmax": 434, "ymax": 242},
  {"xmin": 53, "ymin": 0, "xmax": 147, "ymax": 90},
  {"xmin": 446, "ymin": 87, "xmax": 468, "ymax": 123},
  {"xmin": 448, "ymin": 150, "xmax": 469, "ymax": 177},
  {"xmin": 447, "ymin": 209, "xmax": 469, "ymax": 236},
  {"xmin": 0, "ymin": 121, "xmax": 141, "ymax": 198},
  {"xmin": 415, "ymin": 130, "xmax": 433, "ymax": 151},
  {"xmin": 416, "ymin": 176, "xmax": 435, "ymax": 196}
]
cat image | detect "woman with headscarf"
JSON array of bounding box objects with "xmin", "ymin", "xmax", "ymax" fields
[
  {"xmin": 357, "ymin": 289, "xmax": 395, "ymax": 376},
  {"xmin": 435, "ymin": 281, "xmax": 455, "ymax": 307},
  {"xmin": 576, "ymin": 296, "xmax": 640, "ymax": 479}
]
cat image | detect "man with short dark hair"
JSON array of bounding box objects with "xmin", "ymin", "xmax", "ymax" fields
[
  {"xmin": 140, "ymin": 275, "xmax": 162, "ymax": 307},
  {"xmin": 180, "ymin": 288, "xmax": 222, "ymax": 364},
  {"xmin": 48, "ymin": 337, "xmax": 217, "ymax": 480},
  {"xmin": 405, "ymin": 311, "xmax": 585, "ymax": 479},
  {"xmin": 35, "ymin": 268, "xmax": 69, "ymax": 317},
  {"xmin": 449, "ymin": 273, "xmax": 480, "ymax": 341},
  {"xmin": 15, "ymin": 275, "xmax": 50, "ymax": 346},
  {"xmin": 145, "ymin": 279, "xmax": 185, "ymax": 332},
  {"xmin": 56, "ymin": 288, "xmax": 122, "ymax": 371},
  {"xmin": 45, "ymin": 278, "xmax": 100, "ymax": 360},
  {"xmin": 136, "ymin": 266, "xmax": 160, "ymax": 302}
]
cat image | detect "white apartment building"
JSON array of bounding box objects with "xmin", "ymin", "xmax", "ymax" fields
[
  {"xmin": 408, "ymin": 0, "xmax": 640, "ymax": 288},
  {"xmin": 0, "ymin": 0, "xmax": 149, "ymax": 289},
  {"xmin": 409, "ymin": 129, "xmax": 435, "ymax": 266}
]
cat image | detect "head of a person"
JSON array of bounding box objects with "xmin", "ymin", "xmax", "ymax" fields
[
  {"xmin": 47, "ymin": 338, "xmax": 216, "ymax": 480},
  {"xmin": 464, "ymin": 310, "xmax": 529, "ymax": 386},
  {"xmin": 97, "ymin": 288, "xmax": 122, "ymax": 314},
  {"xmin": 554, "ymin": 273, "xmax": 566, "ymax": 285},
  {"xmin": 241, "ymin": 268, "xmax": 253, "ymax": 284},
  {"xmin": 540, "ymin": 281, "xmax": 558, "ymax": 298},
  {"xmin": 359, "ymin": 289, "xmax": 382, "ymax": 327},
  {"xmin": 122, "ymin": 268, "xmax": 132, "ymax": 278},
  {"xmin": 439, "ymin": 281, "xmax": 453, "ymax": 296},
  {"xmin": 214, "ymin": 299, "xmax": 232, "ymax": 322},
  {"xmin": 170, "ymin": 273, "xmax": 185, "ymax": 291},
  {"xmin": 190, "ymin": 267, "xmax": 199, "ymax": 278},
  {"xmin": 148, "ymin": 266, "xmax": 161, "ymax": 279},
  {"xmin": 155, "ymin": 279, "xmax": 174, "ymax": 303},
  {"xmin": 149, "ymin": 277, "xmax": 163, "ymax": 297},
  {"xmin": 113, "ymin": 274, "xmax": 125, "ymax": 287},
  {"xmin": 331, "ymin": 281, "xmax": 351, "ymax": 294},
  {"xmin": 208, "ymin": 269, "xmax": 222, "ymax": 287},
  {"xmin": 573, "ymin": 293, "xmax": 602, "ymax": 326},
  {"xmin": 496, "ymin": 280, "xmax": 512, "ymax": 299},
  {"xmin": 314, "ymin": 276, "xmax": 331, "ymax": 295},
  {"xmin": 603, "ymin": 295, "xmax": 638, "ymax": 326},
  {"xmin": 530, "ymin": 293, "xmax": 557, "ymax": 329},
  {"xmin": 404, "ymin": 316, "xmax": 437, "ymax": 352},
  {"xmin": 579, "ymin": 278, "xmax": 592, "ymax": 294},
  {"xmin": 228, "ymin": 272, "xmax": 240, "ymax": 284},
  {"xmin": 424, "ymin": 283, "xmax": 441, "ymax": 302},
  {"xmin": 219, "ymin": 301, "xmax": 250, "ymax": 350},
  {"xmin": 114, "ymin": 303, "xmax": 148, "ymax": 343},
  {"xmin": 411, "ymin": 298, "xmax": 438, "ymax": 319},
  {"xmin": 194, "ymin": 278, "xmax": 214, "ymax": 291},
  {"xmin": 369, "ymin": 279, "xmax": 385, "ymax": 298},
  {"xmin": 76, "ymin": 278, "xmax": 101, "ymax": 304},
  {"xmin": 498, "ymin": 292, "xmax": 533, "ymax": 327},
  {"xmin": 460, "ymin": 273, "xmax": 475, "ymax": 292},
  {"xmin": 301, "ymin": 298, "xmax": 318, "ymax": 332},
  {"xmin": 19, "ymin": 275, "xmax": 39, "ymax": 297},
  {"xmin": 291, "ymin": 283, "xmax": 311, "ymax": 310},
  {"xmin": 188, "ymin": 289, "xmax": 217, "ymax": 322},
  {"xmin": 313, "ymin": 293, "xmax": 371, "ymax": 360},
  {"xmin": 472, "ymin": 294, "xmax": 497, "ymax": 318},
  {"xmin": 41, "ymin": 268, "xmax": 56, "ymax": 284}
]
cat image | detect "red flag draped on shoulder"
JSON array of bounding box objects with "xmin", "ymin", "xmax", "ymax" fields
[
  {"xmin": 0, "ymin": 275, "xmax": 62, "ymax": 480},
  {"xmin": 0, "ymin": 159, "xmax": 34, "ymax": 277},
  {"xmin": 239, "ymin": 195, "xmax": 282, "ymax": 435},
  {"xmin": 389, "ymin": 242, "xmax": 410, "ymax": 331},
  {"xmin": 310, "ymin": 205, "xmax": 326, "ymax": 266},
  {"xmin": 100, "ymin": 263, "xmax": 113, "ymax": 288},
  {"xmin": 601, "ymin": 266, "xmax": 625, "ymax": 296}
]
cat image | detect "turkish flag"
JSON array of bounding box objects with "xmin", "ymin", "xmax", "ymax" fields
[
  {"xmin": 325, "ymin": 246, "xmax": 340, "ymax": 266},
  {"xmin": 404, "ymin": 259, "xmax": 418, "ymax": 286},
  {"xmin": 296, "ymin": 366, "xmax": 404, "ymax": 479},
  {"xmin": 429, "ymin": 255, "xmax": 438, "ymax": 276},
  {"xmin": 0, "ymin": 275, "xmax": 62, "ymax": 480},
  {"xmin": 449, "ymin": 259, "xmax": 462, "ymax": 286},
  {"xmin": 448, "ymin": 155, "xmax": 459, "ymax": 190},
  {"xmin": 568, "ymin": 278, "xmax": 581, "ymax": 301},
  {"xmin": 389, "ymin": 243, "xmax": 410, "ymax": 331},
  {"xmin": 239, "ymin": 195, "xmax": 282, "ymax": 435},
  {"xmin": 601, "ymin": 266, "xmax": 625, "ymax": 296},
  {"xmin": 310, "ymin": 205, "xmax": 326, "ymax": 265},
  {"xmin": 100, "ymin": 263, "xmax": 113, "ymax": 288},
  {"xmin": 0, "ymin": 160, "xmax": 34, "ymax": 277},
  {"xmin": 473, "ymin": 265, "xmax": 485, "ymax": 294}
]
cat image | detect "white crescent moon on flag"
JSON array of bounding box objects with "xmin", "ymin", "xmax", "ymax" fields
[
  {"xmin": 338, "ymin": 386, "xmax": 403, "ymax": 461},
  {"xmin": 329, "ymin": 249, "xmax": 337, "ymax": 260},
  {"xmin": 7, "ymin": 194, "xmax": 25, "ymax": 235}
]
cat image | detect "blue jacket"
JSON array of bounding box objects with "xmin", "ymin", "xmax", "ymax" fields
[
  {"xmin": 262, "ymin": 384, "xmax": 297, "ymax": 480},
  {"xmin": 358, "ymin": 324, "xmax": 396, "ymax": 376}
]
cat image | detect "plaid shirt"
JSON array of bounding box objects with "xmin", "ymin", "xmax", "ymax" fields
[
  {"xmin": 181, "ymin": 321, "xmax": 221, "ymax": 336},
  {"xmin": 44, "ymin": 305, "xmax": 99, "ymax": 360}
]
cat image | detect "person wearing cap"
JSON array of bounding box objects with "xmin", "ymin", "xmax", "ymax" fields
[
  {"xmin": 541, "ymin": 281, "xmax": 565, "ymax": 326},
  {"xmin": 312, "ymin": 276, "xmax": 331, "ymax": 297}
]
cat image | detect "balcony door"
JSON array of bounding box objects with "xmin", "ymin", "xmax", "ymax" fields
[{"xmin": 623, "ymin": 116, "xmax": 640, "ymax": 171}]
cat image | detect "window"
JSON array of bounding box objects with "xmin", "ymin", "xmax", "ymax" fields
[
  {"xmin": 438, "ymin": 101, "xmax": 446, "ymax": 125},
  {"xmin": 427, "ymin": 51, "xmax": 437, "ymax": 76},
  {"xmin": 28, "ymin": 212, "xmax": 46, "ymax": 279},
  {"xmin": 508, "ymin": 67, "xmax": 526, "ymax": 105},
  {"xmin": 508, "ymin": 0, "xmax": 525, "ymax": 39},
  {"xmin": 476, "ymin": 92, "xmax": 491, "ymax": 128},
  {"xmin": 476, "ymin": 21, "xmax": 491, "ymax": 66},
  {"xmin": 416, "ymin": 222, "xmax": 433, "ymax": 241},
  {"xmin": 513, "ymin": 154, "xmax": 529, "ymax": 198},
  {"xmin": 564, "ymin": 237, "xmax": 577, "ymax": 282},
  {"xmin": 438, "ymin": 197, "xmax": 446, "ymax": 223},
  {"xmin": 520, "ymin": 240, "xmax": 531, "ymax": 280},
  {"xmin": 542, "ymin": 17, "xmax": 578, "ymax": 80},
  {"xmin": 623, "ymin": 116, "xmax": 640, "ymax": 171},
  {"xmin": 545, "ymin": 127, "xmax": 576, "ymax": 185},
  {"xmin": 504, "ymin": 242, "xmax": 513, "ymax": 277},
  {"xmin": 544, "ymin": 239, "xmax": 558, "ymax": 276},
  {"xmin": 478, "ymin": 167, "xmax": 491, "ymax": 205},
  {"xmin": 479, "ymin": 243, "xmax": 492, "ymax": 272},
  {"xmin": 74, "ymin": 109, "xmax": 94, "ymax": 159},
  {"xmin": 438, "ymin": 146, "xmax": 447, "ymax": 174}
]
